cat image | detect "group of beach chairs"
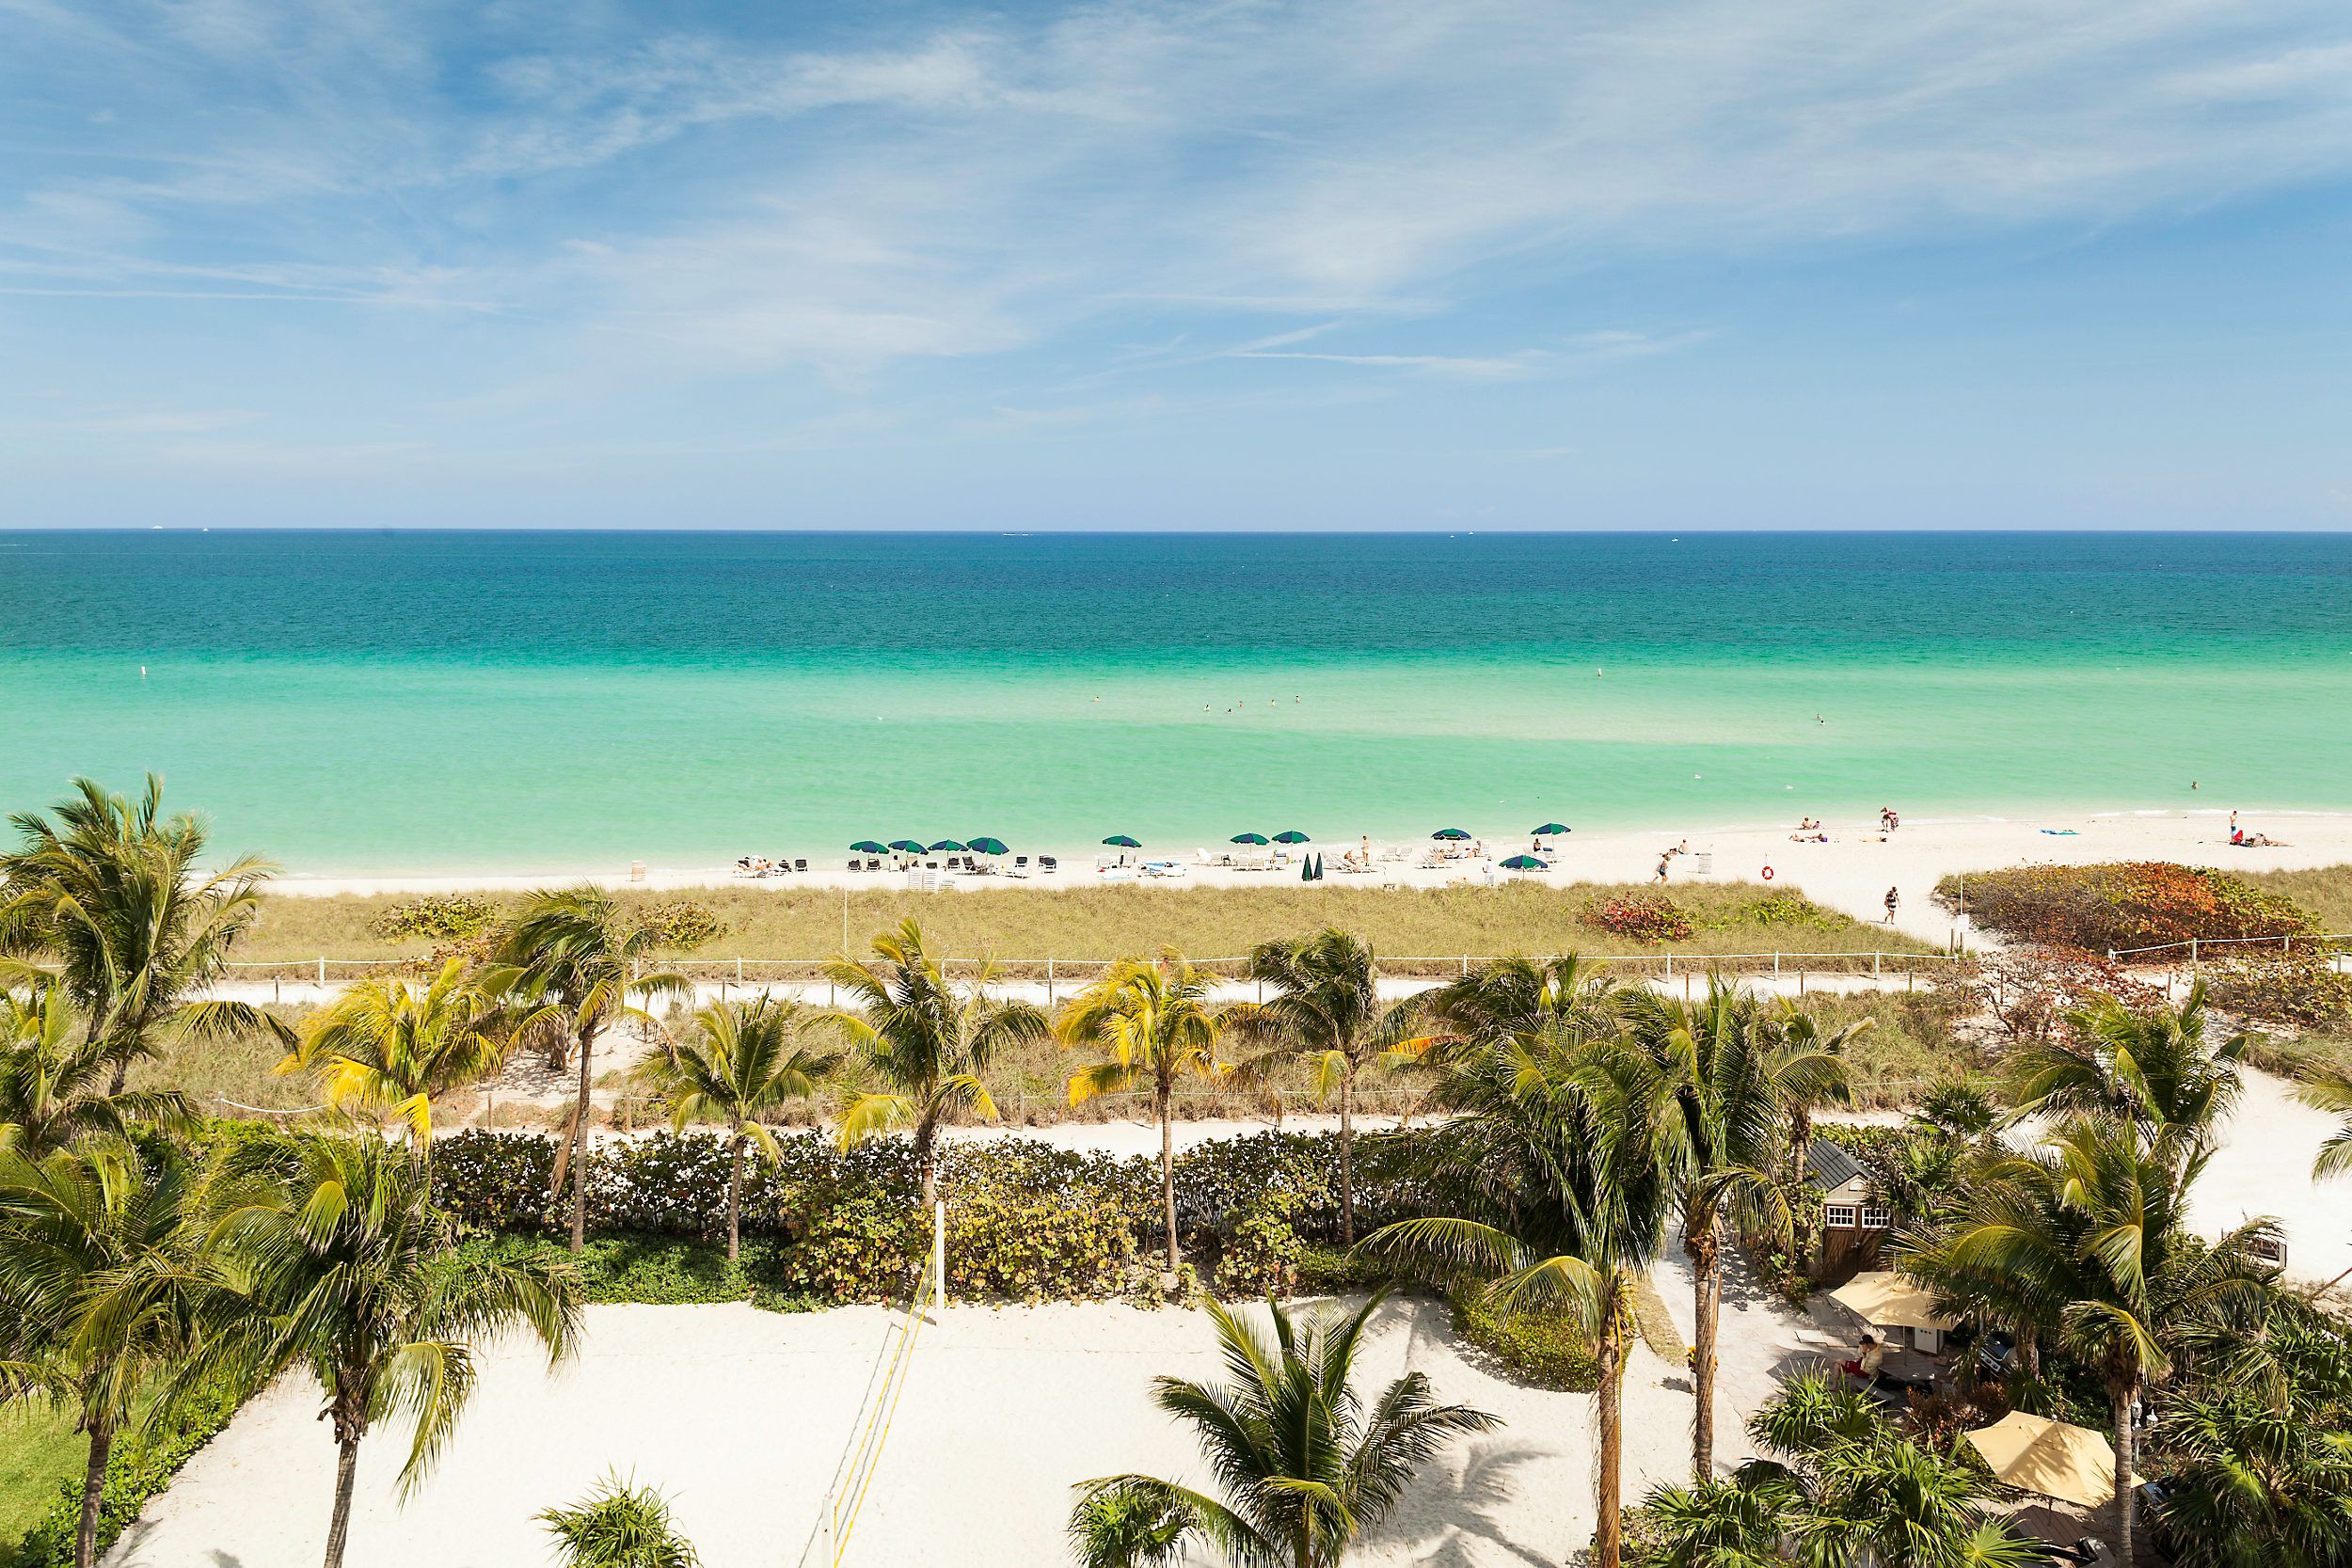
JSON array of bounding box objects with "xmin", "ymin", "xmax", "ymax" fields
[
  {"xmin": 842, "ymin": 855, "xmax": 1056, "ymax": 876},
  {"xmin": 734, "ymin": 857, "xmax": 810, "ymax": 877}
]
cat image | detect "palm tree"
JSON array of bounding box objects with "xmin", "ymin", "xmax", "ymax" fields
[
  {"xmin": 2153, "ymin": 1388, "xmax": 2352, "ymax": 1568},
  {"xmin": 1056, "ymin": 949, "xmax": 1229, "ymax": 1275},
  {"xmin": 1621, "ymin": 982, "xmax": 1841, "ymax": 1480},
  {"xmin": 824, "ymin": 919, "xmax": 1047, "ymax": 1209},
  {"xmin": 278, "ymin": 960, "xmax": 507, "ymax": 1161},
  {"xmin": 1918, "ymin": 1117, "xmax": 2277, "ymax": 1565},
  {"xmin": 203, "ymin": 1132, "xmax": 581, "ymax": 1568},
  {"xmin": 1067, "ymin": 1291, "xmax": 1498, "ymax": 1568},
  {"xmin": 1367, "ymin": 1027, "xmax": 1675, "ymax": 1568},
  {"xmin": 2009, "ymin": 980, "xmax": 2245, "ymax": 1148},
  {"xmin": 0, "ymin": 981, "xmax": 195, "ymax": 1157},
  {"xmin": 1650, "ymin": 1370, "xmax": 2036, "ymax": 1568},
  {"xmin": 0, "ymin": 1138, "xmax": 213, "ymax": 1568},
  {"xmin": 631, "ymin": 998, "xmax": 837, "ymax": 1260},
  {"xmin": 2296, "ymin": 1069, "xmax": 2352, "ymax": 1183},
  {"xmin": 1417, "ymin": 953, "xmax": 1620, "ymax": 1057},
  {"xmin": 1767, "ymin": 1003, "xmax": 1866, "ymax": 1182},
  {"xmin": 486, "ymin": 887, "xmax": 690, "ymax": 1252},
  {"xmin": 538, "ymin": 1471, "xmax": 703, "ymax": 1567},
  {"xmin": 1223, "ymin": 928, "xmax": 1432, "ymax": 1244},
  {"xmin": 0, "ymin": 774, "xmax": 287, "ymax": 1094}
]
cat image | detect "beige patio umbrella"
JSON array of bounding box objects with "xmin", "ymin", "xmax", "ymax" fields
[
  {"xmin": 1827, "ymin": 1272, "xmax": 1955, "ymax": 1333},
  {"xmin": 1964, "ymin": 1411, "xmax": 2117, "ymax": 1509}
]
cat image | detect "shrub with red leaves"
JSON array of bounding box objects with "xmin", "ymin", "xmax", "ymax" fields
[
  {"xmin": 1580, "ymin": 893, "xmax": 1695, "ymax": 945},
  {"xmin": 1932, "ymin": 862, "xmax": 2315, "ymax": 955}
]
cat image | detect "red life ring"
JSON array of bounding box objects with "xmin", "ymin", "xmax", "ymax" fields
[{"xmin": 1761, "ymin": 865, "xmax": 1774, "ymax": 880}]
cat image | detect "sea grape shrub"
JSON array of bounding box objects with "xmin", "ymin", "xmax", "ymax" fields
[
  {"xmin": 2204, "ymin": 950, "xmax": 2352, "ymax": 1029},
  {"xmin": 946, "ymin": 1191, "xmax": 1145, "ymax": 1303},
  {"xmin": 1217, "ymin": 1191, "xmax": 1307, "ymax": 1297},
  {"xmin": 1447, "ymin": 1289, "xmax": 1600, "ymax": 1391},
  {"xmin": 1580, "ymin": 893, "xmax": 1695, "ymax": 945},
  {"xmin": 368, "ymin": 893, "xmax": 502, "ymax": 942},
  {"xmin": 627, "ymin": 899, "xmax": 726, "ymax": 949},
  {"xmin": 1733, "ymin": 892, "xmax": 1838, "ymax": 928},
  {"xmin": 433, "ymin": 1129, "xmax": 562, "ymax": 1231},
  {"xmin": 1954, "ymin": 949, "xmax": 2165, "ymax": 1048},
  {"xmin": 1932, "ymin": 863, "xmax": 2316, "ymax": 953}
]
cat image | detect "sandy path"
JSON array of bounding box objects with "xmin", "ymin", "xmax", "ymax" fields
[{"xmin": 106, "ymin": 1296, "xmax": 1686, "ymax": 1568}]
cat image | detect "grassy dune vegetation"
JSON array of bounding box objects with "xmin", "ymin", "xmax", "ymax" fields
[
  {"xmin": 2243, "ymin": 864, "xmax": 2352, "ymax": 935},
  {"xmin": 239, "ymin": 879, "xmax": 1937, "ymax": 975}
]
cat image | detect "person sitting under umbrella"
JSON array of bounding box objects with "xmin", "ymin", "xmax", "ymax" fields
[{"xmin": 1838, "ymin": 1331, "xmax": 1886, "ymax": 1384}]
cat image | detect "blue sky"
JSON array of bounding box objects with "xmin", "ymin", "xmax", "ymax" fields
[{"xmin": 4, "ymin": 0, "xmax": 2350, "ymax": 530}]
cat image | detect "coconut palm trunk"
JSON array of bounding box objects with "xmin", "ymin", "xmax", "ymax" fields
[
  {"xmin": 323, "ymin": 1398, "xmax": 366, "ymax": 1568},
  {"xmin": 1687, "ymin": 1216, "xmax": 1723, "ymax": 1478},
  {"xmin": 725, "ymin": 1129, "xmax": 746, "ymax": 1261},
  {"xmin": 73, "ymin": 1423, "xmax": 112, "ymax": 1568},
  {"xmin": 1595, "ymin": 1274, "xmax": 1634, "ymax": 1568},
  {"xmin": 569, "ymin": 1016, "xmax": 598, "ymax": 1253},
  {"xmin": 1149, "ymin": 1082, "xmax": 1177, "ymax": 1274},
  {"xmin": 1338, "ymin": 1061, "xmax": 1358, "ymax": 1244},
  {"xmin": 2110, "ymin": 1380, "xmax": 2138, "ymax": 1568}
]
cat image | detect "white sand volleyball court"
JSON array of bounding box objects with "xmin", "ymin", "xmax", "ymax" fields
[{"xmin": 104, "ymin": 1295, "xmax": 1687, "ymax": 1568}]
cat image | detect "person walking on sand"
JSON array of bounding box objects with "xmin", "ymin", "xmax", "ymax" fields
[
  {"xmin": 1655, "ymin": 853, "xmax": 1671, "ymax": 884},
  {"xmin": 1883, "ymin": 885, "xmax": 1899, "ymax": 924}
]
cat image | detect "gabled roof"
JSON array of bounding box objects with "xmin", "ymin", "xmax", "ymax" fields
[{"xmin": 1806, "ymin": 1139, "xmax": 1866, "ymax": 1192}]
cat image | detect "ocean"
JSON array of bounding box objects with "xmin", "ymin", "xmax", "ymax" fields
[{"xmin": 3, "ymin": 531, "xmax": 2348, "ymax": 874}]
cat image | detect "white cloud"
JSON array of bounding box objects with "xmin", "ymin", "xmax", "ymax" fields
[{"xmin": 3, "ymin": 0, "xmax": 2348, "ymax": 390}]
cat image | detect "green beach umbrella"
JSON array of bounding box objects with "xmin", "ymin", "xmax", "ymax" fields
[
  {"xmin": 1530, "ymin": 823, "xmax": 1569, "ymax": 837},
  {"xmin": 1230, "ymin": 832, "xmax": 1270, "ymax": 846},
  {"xmin": 1311, "ymin": 852, "xmax": 1326, "ymax": 880},
  {"xmin": 1301, "ymin": 855, "xmax": 1313, "ymax": 882},
  {"xmin": 967, "ymin": 837, "xmax": 1009, "ymax": 856},
  {"xmin": 850, "ymin": 840, "xmax": 890, "ymax": 854},
  {"xmin": 1103, "ymin": 834, "xmax": 1142, "ymax": 848},
  {"xmin": 1432, "ymin": 828, "xmax": 1471, "ymax": 841},
  {"xmin": 1272, "ymin": 831, "xmax": 1311, "ymax": 844},
  {"xmin": 1501, "ymin": 854, "xmax": 1548, "ymax": 870},
  {"xmin": 889, "ymin": 839, "xmax": 926, "ymax": 854},
  {"xmin": 928, "ymin": 840, "xmax": 970, "ymax": 853}
]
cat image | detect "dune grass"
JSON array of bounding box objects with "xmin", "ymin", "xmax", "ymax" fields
[
  {"xmin": 238, "ymin": 879, "xmax": 1936, "ymax": 978},
  {"xmin": 2241, "ymin": 864, "xmax": 2352, "ymax": 936}
]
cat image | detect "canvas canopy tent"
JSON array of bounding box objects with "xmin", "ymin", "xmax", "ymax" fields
[
  {"xmin": 1828, "ymin": 1272, "xmax": 1954, "ymax": 1333},
  {"xmin": 1964, "ymin": 1412, "xmax": 2117, "ymax": 1509}
]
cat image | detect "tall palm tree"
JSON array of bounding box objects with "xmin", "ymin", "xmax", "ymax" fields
[
  {"xmin": 0, "ymin": 774, "xmax": 287, "ymax": 1094},
  {"xmin": 1223, "ymin": 928, "xmax": 1432, "ymax": 1244},
  {"xmin": 1917, "ymin": 1117, "xmax": 2277, "ymax": 1565},
  {"xmin": 1621, "ymin": 982, "xmax": 1842, "ymax": 1480},
  {"xmin": 631, "ymin": 998, "xmax": 837, "ymax": 1260},
  {"xmin": 0, "ymin": 1138, "xmax": 213, "ymax": 1568},
  {"xmin": 1056, "ymin": 949, "xmax": 1230, "ymax": 1275},
  {"xmin": 278, "ymin": 960, "xmax": 507, "ymax": 1160},
  {"xmin": 1767, "ymin": 1003, "xmax": 1866, "ymax": 1182},
  {"xmin": 2009, "ymin": 980, "xmax": 2245, "ymax": 1148},
  {"xmin": 825, "ymin": 919, "xmax": 1047, "ymax": 1209},
  {"xmin": 1417, "ymin": 953, "xmax": 1620, "ymax": 1058},
  {"xmin": 1367, "ymin": 1027, "xmax": 1675, "ymax": 1568},
  {"xmin": 485, "ymin": 887, "xmax": 690, "ymax": 1252},
  {"xmin": 1067, "ymin": 1291, "xmax": 1498, "ymax": 1568},
  {"xmin": 0, "ymin": 981, "xmax": 195, "ymax": 1157},
  {"xmin": 202, "ymin": 1132, "xmax": 581, "ymax": 1568}
]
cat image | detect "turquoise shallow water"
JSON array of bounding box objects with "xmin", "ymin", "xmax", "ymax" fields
[{"xmin": 3, "ymin": 531, "xmax": 2348, "ymax": 872}]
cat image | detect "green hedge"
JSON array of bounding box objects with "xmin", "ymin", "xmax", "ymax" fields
[
  {"xmin": 1449, "ymin": 1288, "xmax": 1602, "ymax": 1391},
  {"xmin": 428, "ymin": 1128, "xmax": 1428, "ymax": 1304},
  {"xmin": 10, "ymin": 1373, "xmax": 245, "ymax": 1568}
]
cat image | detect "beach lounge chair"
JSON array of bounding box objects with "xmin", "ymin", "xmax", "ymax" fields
[
  {"xmin": 794, "ymin": 858, "xmax": 808, "ymax": 873},
  {"xmin": 1041, "ymin": 855, "xmax": 1058, "ymax": 873},
  {"xmin": 1013, "ymin": 856, "xmax": 1029, "ymax": 875}
]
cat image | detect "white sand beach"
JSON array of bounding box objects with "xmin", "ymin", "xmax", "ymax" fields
[
  {"xmin": 266, "ymin": 807, "xmax": 2352, "ymax": 946},
  {"xmin": 103, "ymin": 1295, "xmax": 1684, "ymax": 1568}
]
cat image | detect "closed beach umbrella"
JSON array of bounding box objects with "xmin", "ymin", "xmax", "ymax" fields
[
  {"xmin": 888, "ymin": 839, "xmax": 926, "ymax": 854},
  {"xmin": 1531, "ymin": 823, "xmax": 1569, "ymax": 837},
  {"xmin": 1301, "ymin": 855, "xmax": 1313, "ymax": 882},
  {"xmin": 1231, "ymin": 832, "xmax": 1270, "ymax": 846},
  {"xmin": 1103, "ymin": 834, "xmax": 1142, "ymax": 848},
  {"xmin": 1964, "ymin": 1413, "xmax": 2116, "ymax": 1509},
  {"xmin": 928, "ymin": 840, "xmax": 970, "ymax": 854},
  {"xmin": 1311, "ymin": 853, "xmax": 1325, "ymax": 880},
  {"xmin": 1500, "ymin": 855, "xmax": 1547, "ymax": 870},
  {"xmin": 1273, "ymin": 831, "xmax": 1311, "ymax": 844},
  {"xmin": 850, "ymin": 840, "xmax": 889, "ymax": 855},
  {"xmin": 1432, "ymin": 828, "xmax": 1470, "ymax": 841},
  {"xmin": 966, "ymin": 837, "xmax": 1009, "ymax": 856}
]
